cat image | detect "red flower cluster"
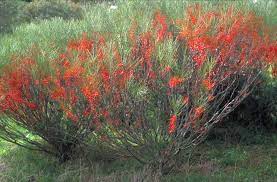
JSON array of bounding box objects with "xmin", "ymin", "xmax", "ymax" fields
[
  {"xmin": 188, "ymin": 37, "xmax": 210, "ymax": 67},
  {"xmin": 0, "ymin": 63, "xmax": 37, "ymax": 111},
  {"xmin": 168, "ymin": 114, "xmax": 177, "ymax": 134},
  {"xmin": 67, "ymin": 33, "xmax": 93, "ymax": 52},
  {"xmin": 202, "ymin": 78, "xmax": 215, "ymax": 91},
  {"xmin": 0, "ymin": 33, "xmax": 134, "ymax": 129},
  {"xmin": 168, "ymin": 76, "xmax": 183, "ymax": 88},
  {"xmin": 153, "ymin": 11, "xmax": 169, "ymax": 42}
]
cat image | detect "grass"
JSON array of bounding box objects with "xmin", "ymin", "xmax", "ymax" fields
[
  {"xmin": 0, "ymin": 134, "xmax": 276, "ymax": 181},
  {"xmin": 0, "ymin": 0, "xmax": 276, "ymax": 65}
]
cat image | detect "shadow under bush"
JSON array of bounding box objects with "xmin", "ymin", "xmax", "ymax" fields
[{"xmin": 209, "ymin": 74, "xmax": 277, "ymax": 144}]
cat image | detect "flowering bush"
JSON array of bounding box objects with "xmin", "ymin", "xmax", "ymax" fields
[
  {"xmin": 0, "ymin": 4, "xmax": 275, "ymax": 171},
  {"xmin": 0, "ymin": 33, "xmax": 132, "ymax": 161},
  {"xmin": 94, "ymin": 6, "xmax": 276, "ymax": 173}
]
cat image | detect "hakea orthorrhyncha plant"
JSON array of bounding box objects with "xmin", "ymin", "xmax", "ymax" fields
[
  {"xmin": 93, "ymin": 6, "xmax": 276, "ymax": 173},
  {"xmin": 0, "ymin": 4, "xmax": 275, "ymax": 170},
  {"xmin": 0, "ymin": 33, "xmax": 134, "ymax": 161}
]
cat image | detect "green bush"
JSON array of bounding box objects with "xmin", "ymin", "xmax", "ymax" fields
[
  {"xmin": 20, "ymin": 0, "xmax": 83, "ymax": 22},
  {"xmin": 0, "ymin": 0, "xmax": 24, "ymax": 33}
]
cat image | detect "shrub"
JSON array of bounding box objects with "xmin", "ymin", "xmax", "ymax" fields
[
  {"xmin": 0, "ymin": 0, "xmax": 24, "ymax": 33},
  {"xmin": 0, "ymin": 4, "xmax": 275, "ymax": 172},
  {"xmin": 20, "ymin": 0, "xmax": 82, "ymax": 22},
  {"xmin": 92, "ymin": 6, "xmax": 276, "ymax": 174},
  {"xmin": 0, "ymin": 33, "xmax": 131, "ymax": 161}
]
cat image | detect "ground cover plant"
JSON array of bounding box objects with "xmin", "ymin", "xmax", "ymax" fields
[{"xmin": 0, "ymin": 0, "xmax": 276, "ymax": 181}]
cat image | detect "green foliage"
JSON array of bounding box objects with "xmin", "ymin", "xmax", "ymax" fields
[
  {"xmin": 0, "ymin": 0, "xmax": 25, "ymax": 33},
  {"xmin": 19, "ymin": 0, "xmax": 83, "ymax": 22}
]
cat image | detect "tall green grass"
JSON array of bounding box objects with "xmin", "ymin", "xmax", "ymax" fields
[
  {"xmin": 0, "ymin": 0, "xmax": 275, "ymax": 66},
  {"xmin": 0, "ymin": 134, "xmax": 276, "ymax": 181}
]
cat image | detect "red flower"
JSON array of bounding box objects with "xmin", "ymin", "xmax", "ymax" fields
[
  {"xmin": 66, "ymin": 111, "xmax": 78, "ymax": 123},
  {"xmin": 101, "ymin": 109, "xmax": 110, "ymax": 118},
  {"xmin": 67, "ymin": 33, "xmax": 93, "ymax": 52},
  {"xmin": 67, "ymin": 41, "xmax": 79, "ymax": 50},
  {"xmin": 59, "ymin": 53, "xmax": 67, "ymax": 60},
  {"xmin": 64, "ymin": 66, "xmax": 84, "ymax": 86},
  {"xmin": 272, "ymin": 65, "xmax": 277, "ymax": 77},
  {"xmin": 194, "ymin": 106, "xmax": 204, "ymax": 119},
  {"xmin": 78, "ymin": 34, "xmax": 93, "ymax": 51},
  {"xmin": 189, "ymin": 14, "xmax": 197, "ymax": 24},
  {"xmin": 64, "ymin": 66, "xmax": 84, "ymax": 79},
  {"xmin": 169, "ymin": 76, "xmax": 183, "ymax": 88},
  {"xmin": 35, "ymin": 80, "xmax": 39, "ymax": 85},
  {"xmin": 97, "ymin": 48, "xmax": 105, "ymax": 61},
  {"xmin": 83, "ymin": 107, "xmax": 91, "ymax": 117},
  {"xmin": 202, "ymin": 78, "xmax": 215, "ymax": 91},
  {"xmin": 51, "ymin": 87, "xmax": 66, "ymax": 100},
  {"xmin": 148, "ymin": 71, "xmax": 156, "ymax": 79},
  {"xmin": 100, "ymin": 69, "xmax": 110, "ymax": 82},
  {"xmin": 208, "ymin": 95, "xmax": 215, "ymax": 102},
  {"xmin": 78, "ymin": 53, "xmax": 89, "ymax": 61},
  {"xmin": 187, "ymin": 5, "xmax": 198, "ymax": 25},
  {"xmin": 98, "ymin": 36, "xmax": 106, "ymax": 47},
  {"xmin": 188, "ymin": 37, "xmax": 209, "ymax": 67},
  {"xmin": 69, "ymin": 90, "xmax": 78, "ymax": 105},
  {"xmin": 265, "ymin": 44, "xmax": 277, "ymax": 64},
  {"xmin": 42, "ymin": 77, "xmax": 51, "ymax": 86},
  {"xmin": 183, "ymin": 96, "xmax": 189, "ymax": 105},
  {"xmin": 6, "ymin": 90, "xmax": 24, "ymax": 104},
  {"xmin": 153, "ymin": 11, "xmax": 168, "ymax": 42},
  {"xmin": 140, "ymin": 32, "xmax": 153, "ymax": 62},
  {"xmin": 115, "ymin": 69, "xmax": 124, "ymax": 76},
  {"xmin": 26, "ymin": 102, "xmax": 37, "ymax": 110},
  {"xmin": 168, "ymin": 115, "xmax": 177, "ymax": 134},
  {"xmin": 224, "ymin": 34, "xmax": 233, "ymax": 44},
  {"xmin": 82, "ymin": 87, "xmax": 100, "ymax": 103},
  {"xmin": 114, "ymin": 48, "xmax": 123, "ymax": 65},
  {"xmin": 192, "ymin": 54, "xmax": 207, "ymax": 68},
  {"xmin": 164, "ymin": 66, "xmax": 172, "ymax": 72},
  {"xmin": 128, "ymin": 21, "xmax": 138, "ymax": 44},
  {"xmin": 62, "ymin": 60, "xmax": 70, "ymax": 68}
]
